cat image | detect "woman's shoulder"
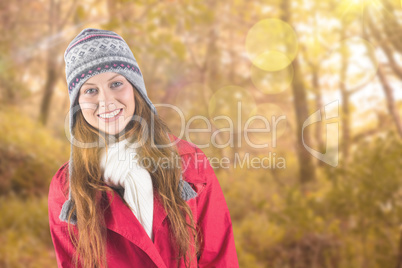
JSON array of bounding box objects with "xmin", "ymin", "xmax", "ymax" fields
[
  {"xmin": 168, "ymin": 133, "xmax": 207, "ymax": 165},
  {"xmin": 169, "ymin": 134, "xmax": 215, "ymax": 186},
  {"xmin": 168, "ymin": 133, "xmax": 198, "ymax": 156}
]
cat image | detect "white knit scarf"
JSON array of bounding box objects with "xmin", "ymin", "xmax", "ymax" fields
[{"xmin": 100, "ymin": 138, "xmax": 154, "ymax": 241}]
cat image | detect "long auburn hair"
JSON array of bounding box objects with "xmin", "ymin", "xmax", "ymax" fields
[{"xmin": 64, "ymin": 81, "xmax": 200, "ymax": 268}]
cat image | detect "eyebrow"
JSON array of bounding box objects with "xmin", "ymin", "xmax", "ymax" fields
[{"xmin": 82, "ymin": 74, "xmax": 122, "ymax": 86}]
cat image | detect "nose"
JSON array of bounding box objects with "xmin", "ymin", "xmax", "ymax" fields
[{"xmin": 98, "ymin": 88, "xmax": 117, "ymax": 112}]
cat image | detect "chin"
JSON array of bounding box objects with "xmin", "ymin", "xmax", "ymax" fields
[
  {"xmin": 100, "ymin": 128, "xmax": 125, "ymax": 136},
  {"xmin": 102, "ymin": 122, "xmax": 132, "ymax": 136}
]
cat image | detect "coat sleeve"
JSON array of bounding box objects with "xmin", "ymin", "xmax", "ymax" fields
[
  {"xmin": 48, "ymin": 162, "xmax": 81, "ymax": 268},
  {"xmin": 194, "ymin": 148, "xmax": 239, "ymax": 268}
]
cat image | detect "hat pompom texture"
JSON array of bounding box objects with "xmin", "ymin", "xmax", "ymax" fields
[{"xmin": 59, "ymin": 28, "xmax": 196, "ymax": 224}]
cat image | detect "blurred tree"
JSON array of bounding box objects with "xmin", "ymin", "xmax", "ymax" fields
[
  {"xmin": 39, "ymin": 0, "xmax": 78, "ymax": 125},
  {"xmin": 339, "ymin": 25, "xmax": 352, "ymax": 162},
  {"xmin": 365, "ymin": 8, "xmax": 402, "ymax": 138},
  {"xmin": 280, "ymin": 0, "xmax": 316, "ymax": 187},
  {"xmin": 301, "ymin": 45, "xmax": 325, "ymax": 162},
  {"xmin": 0, "ymin": 1, "xmax": 31, "ymax": 105}
]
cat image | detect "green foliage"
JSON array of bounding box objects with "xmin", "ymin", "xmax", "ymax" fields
[
  {"xmin": 325, "ymin": 131, "xmax": 402, "ymax": 268},
  {"xmin": 0, "ymin": 57, "xmax": 31, "ymax": 104},
  {"xmin": 74, "ymin": 5, "xmax": 86, "ymax": 23},
  {"xmin": 217, "ymin": 132, "xmax": 402, "ymax": 268},
  {"xmin": 0, "ymin": 105, "xmax": 69, "ymax": 196},
  {"xmin": 0, "ymin": 105, "xmax": 68, "ymax": 266},
  {"xmin": 0, "ymin": 195, "xmax": 57, "ymax": 267}
]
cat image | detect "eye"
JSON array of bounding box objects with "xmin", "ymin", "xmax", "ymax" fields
[
  {"xmin": 84, "ymin": 88, "xmax": 97, "ymax": 95},
  {"xmin": 111, "ymin": 81, "xmax": 123, "ymax": 88}
]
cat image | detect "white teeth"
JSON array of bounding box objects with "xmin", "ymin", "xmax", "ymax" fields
[{"xmin": 99, "ymin": 109, "xmax": 121, "ymax": 119}]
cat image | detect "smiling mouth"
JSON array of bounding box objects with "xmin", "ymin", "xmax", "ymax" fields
[{"xmin": 98, "ymin": 108, "xmax": 123, "ymax": 119}]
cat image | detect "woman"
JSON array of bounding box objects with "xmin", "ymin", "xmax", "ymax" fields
[{"xmin": 48, "ymin": 28, "xmax": 239, "ymax": 268}]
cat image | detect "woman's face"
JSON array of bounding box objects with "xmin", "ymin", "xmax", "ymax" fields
[{"xmin": 78, "ymin": 72, "xmax": 135, "ymax": 135}]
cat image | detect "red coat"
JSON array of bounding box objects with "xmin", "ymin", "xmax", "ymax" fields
[{"xmin": 48, "ymin": 135, "xmax": 239, "ymax": 267}]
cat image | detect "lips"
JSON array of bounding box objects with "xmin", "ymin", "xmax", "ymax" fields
[{"xmin": 97, "ymin": 108, "xmax": 123, "ymax": 120}]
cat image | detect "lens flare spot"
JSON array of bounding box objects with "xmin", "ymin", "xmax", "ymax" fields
[
  {"xmin": 246, "ymin": 19, "xmax": 298, "ymax": 71},
  {"xmin": 251, "ymin": 63, "xmax": 294, "ymax": 94}
]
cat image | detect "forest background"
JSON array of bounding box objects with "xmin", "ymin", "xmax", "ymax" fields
[{"xmin": 1, "ymin": 0, "xmax": 402, "ymax": 267}]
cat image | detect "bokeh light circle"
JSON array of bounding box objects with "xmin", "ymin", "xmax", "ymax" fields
[
  {"xmin": 251, "ymin": 62, "xmax": 294, "ymax": 94},
  {"xmin": 246, "ymin": 19, "xmax": 299, "ymax": 71}
]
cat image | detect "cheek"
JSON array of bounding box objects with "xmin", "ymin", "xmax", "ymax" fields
[
  {"xmin": 122, "ymin": 88, "xmax": 135, "ymax": 111},
  {"xmin": 78, "ymin": 99, "xmax": 97, "ymax": 124},
  {"xmin": 81, "ymin": 109, "xmax": 97, "ymax": 124}
]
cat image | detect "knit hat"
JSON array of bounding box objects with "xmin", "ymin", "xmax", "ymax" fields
[{"xmin": 60, "ymin": 28, "xmax": 197, "ymax": 225}]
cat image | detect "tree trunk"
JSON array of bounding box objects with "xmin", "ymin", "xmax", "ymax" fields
[
  {"xmin": 39, "ymin": 57, "xmax": 58, "ymax": 125},
  {"xmin": 381, "ymin": 0, "xmax": 402, "ymax": 55},
  {"xmin": 339, "ymin": 27, "xmax": 351, "ymax": 162},
  {"xmin": 377, "ymin": 65, "xmax": 402, "ymax": 137},
  {"xmin": 39, "ymin": 0, "xmax": 77, "ymax": 125},
  {"xmin": 292, "ymin": 58, "xmax": 317, "ymax": 185},
  {"xmin": 281, "ymin": 0, "xmax": 316, "ymax": 186},
  {"xmin": 364, "ymin": 18, "xmax": 402, "ymax": 138},
  {"xmin": 311, "ymin": 64, "xmax": 325, "ymax": 163},
  {"xmin": 39, "ymin": 0, "xmax": 58, "ymax": 126}
]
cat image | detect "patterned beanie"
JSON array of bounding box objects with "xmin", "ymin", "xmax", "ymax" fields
[{"xmin": 60, "ymin": 28, "xmax": 196, "ymax": 225}]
